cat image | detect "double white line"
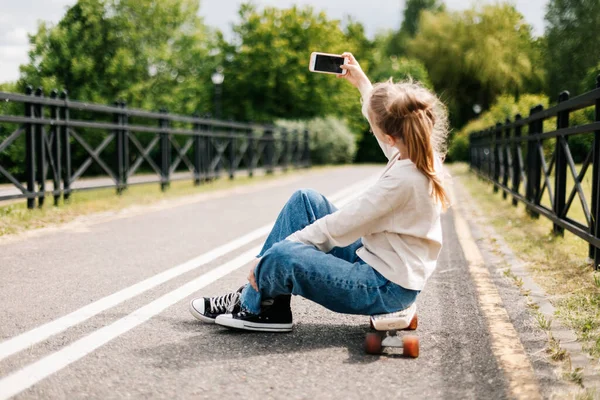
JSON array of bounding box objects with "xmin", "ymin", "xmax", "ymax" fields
[{"xmin": 0, "ymin": 176, "xmax": 377, "ymax": 399}]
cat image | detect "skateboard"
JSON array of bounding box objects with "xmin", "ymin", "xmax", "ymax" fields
[{"xmin": 364, "ymin": 304, "xmax": 419, "ymax": 358}]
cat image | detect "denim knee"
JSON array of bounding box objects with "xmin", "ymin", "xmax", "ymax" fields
[
  {"xmin": 257, "ymin": 240, "xmax": 298, "ymax": 287},
  {"xmin": 290, "ymin": 188, "xmax": 324, "ymax": 207}
]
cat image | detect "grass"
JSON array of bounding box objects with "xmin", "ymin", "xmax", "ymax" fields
[
  {"xmin": 536, "ymin": 159, "xmax": 594, "ymax": 229},
  {"xmin": 535, "ymin": 311, "xmax": 552, "ymax": 331},
  {"xmin": 565, "ymin": 367, "xmax": 584, "ymax": 387},
  {"xmin": 547, "ymin": 333, "xmax": 569, "ymax": 362},
  {"xmin": 449, "ymin": 163, "xmax": 600, "ymax": 359},
  {"xmin": 0, "ymin": 167, "xmax": 329, "ymax": 238}
]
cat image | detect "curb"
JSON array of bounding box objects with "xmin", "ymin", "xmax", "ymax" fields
[{"xmin": 453, "ymin": 173, "xmax": 600, "ymax": 392}]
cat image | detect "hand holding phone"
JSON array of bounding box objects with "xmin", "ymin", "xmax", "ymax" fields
[
  {"xmin": 309, "ymin": 52, "xmax": 348, "ymax": 75},
  {"xmin": 337, "ymin": 52, "xmax": 371, "ymax": 94}
]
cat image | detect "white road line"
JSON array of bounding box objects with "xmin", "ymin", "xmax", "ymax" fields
[
  {"xmin": 0, "ymin": 175, "xmax": 377, "ymax": 363},
  {"xmin": 0, "ymin": 246, "xmax": 261, "ymax": 400},
  {"xmin": 0, "ymin": 180, "xmax": 371, "ymax": 399}
]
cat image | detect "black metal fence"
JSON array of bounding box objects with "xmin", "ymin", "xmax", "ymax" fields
[
  {"xmin": 0, "ymin": 87, "xmax": 311, "ymax": 208},
  {"xmin": 468, "ymin": 76, "xmax": 600, "ymax": 269}
]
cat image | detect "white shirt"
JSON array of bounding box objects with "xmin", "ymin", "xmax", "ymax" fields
[{"xmin": 286, "ymin": 89, "xmax": 443, "ymax": 290}]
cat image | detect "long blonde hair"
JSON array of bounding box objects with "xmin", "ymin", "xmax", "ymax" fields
[{"xmin": 368, "ymin": 79, "xmax": 450, "ymax": 210}]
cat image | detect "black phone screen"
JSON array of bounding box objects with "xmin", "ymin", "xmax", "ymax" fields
[{"xmin": 314, "ymin": 54, "xmax": 344, "ymax": 73}]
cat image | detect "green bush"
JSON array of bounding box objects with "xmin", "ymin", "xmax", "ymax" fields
[
  {"xmin": 453, "ymin": 92, "xmax": 597, "ymax": 163},
  {"xmin": 276, "ymin": 116, "xmax": 357, "ymax": 164},
  {"xmin": 449, "ymin": 94, "xmax": 550, "ymax": 162},
  {"xmin": 447, "ymin": 135, "xmax": 469, "ymax": 163}
]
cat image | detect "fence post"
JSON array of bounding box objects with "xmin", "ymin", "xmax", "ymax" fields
[
  {"xmin": 229, "ymin": 120, "xmax": 235, "ymax": 180},
  {"xmin": 468, "ymin": 134, "xmax": 473, "ymax": 170},
  {"xmin": 203, "ymin": 114, "xmax": 212, "ymax": 181},
  {"xmin": 281, "ymin": 128, "xmax": 288, "ymax": 172},
  {"xmin": 159, "ymin": 109, "xmax": 170, "ymax": 191},
  {"xmin": 470, "ymin": 133, "xmax": 476, "ymax": 171},
  {"xmin": 512, "ymin": 114, "xmax": 522, "ymax": 206},
  {"xmin": 486, "ymin": 128, "xmax": 492, "ymax": 178},
  {"xmin": 265, "ymin": 126, "xmax": 274, "ymax": 174},
  {"xmin": 247, "ymin": 124, "xmax": 254, "ymax": 178},
  {"xmin": 121, "ymin": 101, "xmax": 129, "ymax": 191},
  {"xmin": 502, "ymin": 118, "xmax": 511, "ymax": 199},
  {"xmin": 293, "ymin": 129, "xmax": 300, "ymax": 168},
  {"xmin": 35, "ymin": 87, "xmax": 46, "ymax": 207},
  {"xmin": 50, "ymin": 89, "xmax": 62, "ymax": 206},
  {"xmin": 114, "ymin": 101, "xmax": 124, "ymax": 194},
  {"xmin": 526, "ymin": 105, "xmax": 543, "ymax": 218},
  {"xmin": 193, "ymin": 113, "xmax": 202, "ymax": 186},
  {"xmin": 475, "ymin": 133, "xmax": 480, "ymax": 172},
  {"xmin": 61, "ymin": 91, "xmax": 71, "ymax": 201},
  {"xmin": 304, "ymin": 128, "xmax": 311, "ymax": 168},
  {"xmin": 24, "ymin": 86, "xmax": 36, "ymax": 209},
  {"xmin": 493, "ymin": 123, "xmax": 502, "ymax": 192},
  {"xmin": 591, "ymin": 75, "xmax": 600, "ymax": 268},
  {"xmin": 553, "ymin": 91, "xmax": 570, "ymax": 235}
]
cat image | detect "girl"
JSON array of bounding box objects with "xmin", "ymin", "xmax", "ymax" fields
[{"xmin": 189, "ymin": 52, "xmax": 449, "ymax": 332}]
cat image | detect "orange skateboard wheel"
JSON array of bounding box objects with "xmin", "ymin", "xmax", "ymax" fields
[
  {"xmin": 364, "ymin": 332, "xmax": 383, "ymax": 354},
  {"xmin": 402, "ymin": 335, "xmax": 419, "ymax": 358},
  {"xmin": 407, "ymin": 314, "xmax": 418, "ymax": 330}
]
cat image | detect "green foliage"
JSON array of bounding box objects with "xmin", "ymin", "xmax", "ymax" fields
[
  {"xmin": 447, "ymin": 135, "xmax": 469, "ymax": 163},
  {"xmin": 0, "ymin": 82, "xmax": 26, "ymax": 182},
  {"xmin": 218, "ymin": 5, "xmax": 370, "ymax": 125},
  {"xmin": 449, "ymin": 94, "xmax": 549, "ymax": 162},
  {"xmin": 453, "ymin": 92, "xmax": 596, "ymax": 163},
  {"xmin": 371, "ymin": 56, "xmax": 432, "ymax": 88},
  {"xmin": 386, "ymin": 0, "xmax": 444, "ymax": 56},
  {"xmin": 354, "ymin": 131, "xmax": 389, "ymax": 164},
  {"xmin": 401, "ymin": 0, "xmax": 445, "ymax": 37},
  {"xmin": 0, "ymin": 82, "xmax": 18, "ymax": 93},
  {"xmin": 19, "ymin": 0, "xmax": 214, "ymax": 114},
  {"xmin": 545, "ymin": 0, "xmax": 600, "ymax": 97},
  {"xmin": 276, "ymin": 117, "xmax": 357, "ymax": 164},
  {"xmin": 408, "ymin": 4, "xmax": 544, "ymax": 128},
  {"xmin": 581, "ymin": 63, "xmax": 600, "ymax": 92}
]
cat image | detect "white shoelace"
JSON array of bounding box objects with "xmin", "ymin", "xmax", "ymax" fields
[{"xmin": 209, "ymin": 291, "xmax": 240, "ymax": 313}]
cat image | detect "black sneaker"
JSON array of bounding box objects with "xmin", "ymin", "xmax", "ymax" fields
[
  {"xmin": 189, "ymin": 287, "xmax": 243, "ymax": 323},
  {"xmin": 215, "ymin": 295, "xmax": 293, "ymax": 332}
]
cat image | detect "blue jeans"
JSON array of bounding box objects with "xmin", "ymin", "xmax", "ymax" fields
[{"xmin": 240, "ymin": 189, "xmax": 419, "ymax": 316}]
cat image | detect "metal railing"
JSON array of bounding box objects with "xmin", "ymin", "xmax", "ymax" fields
[
  {"xmin": 0, "ymin": 87, "xmax": 311, "ymax": 208},
  {"xmin": 469, "ymin": 76, "xmax": 600, "ymax": 269}
]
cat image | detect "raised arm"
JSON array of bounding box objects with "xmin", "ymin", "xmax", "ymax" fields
[{"xmin": 339, "ymin": 53, "xmax": 398, "ymax": 161}]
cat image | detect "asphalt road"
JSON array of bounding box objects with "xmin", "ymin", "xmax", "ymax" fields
[{"xmin": 0, "ymin": 165, "xmax": 564, "ymax": 399}]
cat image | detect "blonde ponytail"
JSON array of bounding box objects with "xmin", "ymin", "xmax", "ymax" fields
[{"xmin": 368, "ymin": 79, "xmax": 450, "ymax": 210}]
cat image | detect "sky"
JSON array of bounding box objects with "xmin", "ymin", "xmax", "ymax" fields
[{"xmin": 0, "ymin": 0, "xmax": 549, "ymax": 84}]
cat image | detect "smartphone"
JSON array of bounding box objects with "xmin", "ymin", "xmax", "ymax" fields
[{"xmin": 309, "ymin": 52, "xmax": 348, "ymax": 75}]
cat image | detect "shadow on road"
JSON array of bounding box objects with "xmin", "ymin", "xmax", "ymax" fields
[{"xmin": 135, "ymin": 318, "xmax": 414, "ymax": 369}]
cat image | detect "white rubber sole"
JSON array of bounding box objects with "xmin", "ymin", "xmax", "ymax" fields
[
  {"xmin": 215, "ymin": 314, "xmax": 293, "ymax": 332},
  {"xmin": 189, "ymin": 300, "xmax": 216, "ymax": 323}
]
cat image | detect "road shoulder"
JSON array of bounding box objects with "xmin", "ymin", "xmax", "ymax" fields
[{"xmin": 451, "ymin": 170, "xmax": 596, "ymax": 398}]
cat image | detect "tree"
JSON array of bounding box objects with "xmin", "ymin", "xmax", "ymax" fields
[
  {"xmin": 19, "ymin": 0, "xmax": 214, "ymax": 114},
  {"xmin": 401, "ymin": 0, "xmax": 445, "ymax": 37},
  {"xmin": 387, "ymin": 0, "xmax": 444, "ymax": 56},
  {"xmin": 545, "ymin": 0, "xmax": 600, "ymax": 98},
  {"xmin": 217, "ymin": 4, "xmax": 371, "ymax": 126},
  {"xmin": 407, "ymin": 4, "xmax": 543, "ymax": 128}
]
